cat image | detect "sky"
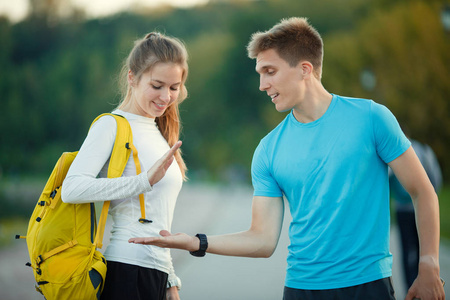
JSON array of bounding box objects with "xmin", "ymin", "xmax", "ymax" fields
[{"xmin": 0, "ymin": 0, "xmax": 209, "ymax": 23}]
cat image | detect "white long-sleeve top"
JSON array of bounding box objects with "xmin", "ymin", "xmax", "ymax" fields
[{"xmin": 61, "ymin": 109, "xmax": 182, "ymax": 286}]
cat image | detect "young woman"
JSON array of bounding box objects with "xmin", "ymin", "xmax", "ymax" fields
[{"xmin": 62, "ymin": 32, "xmax": 189, "ymax": 300}]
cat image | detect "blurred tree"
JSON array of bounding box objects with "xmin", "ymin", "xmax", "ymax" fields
[
  {"xmin": 28, "ymin": 0, "xmax": 83, "ymax": 25},
  {"xmin": 1, "ymin": 0, "xmax": 449, "ymax": 182},
  {"xmin": 325, "ymin": 0, "xmax": 450, "ymax": 179}
]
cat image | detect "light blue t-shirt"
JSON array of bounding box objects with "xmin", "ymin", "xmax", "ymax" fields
[{"xmin": 251, "ymin": 94, "xmax": 411, "ymax": 290}]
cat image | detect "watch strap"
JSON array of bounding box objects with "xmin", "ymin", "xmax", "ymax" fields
[{"xmin": 189, "ymin": 233, "xmax": 208, "ymax": 257}]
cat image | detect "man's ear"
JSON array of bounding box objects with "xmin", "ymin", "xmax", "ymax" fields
[{"xmin": 300, "ymin": 61, "xmax": 313, "ymax": 78}]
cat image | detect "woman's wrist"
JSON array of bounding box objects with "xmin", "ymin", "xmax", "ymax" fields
[{"xmin": 167, "ymin": 277, "xmax": 182, "ymax": 290}]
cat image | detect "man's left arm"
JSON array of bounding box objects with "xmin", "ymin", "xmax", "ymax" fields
[{"xmin": 389, "ymin": 146, "xmax": 445, "ymax": 300}]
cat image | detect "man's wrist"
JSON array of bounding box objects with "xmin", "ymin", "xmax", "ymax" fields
[
  {"xmin": 419, "ymin": 255, "xmax": 440, "ymax": 271},
  {"xmin": 419, "ymin": 254, "xmax": 438, "ymax": 264},
  {"xmin": 189, "ymin": 234, "xmax": 208, "ymax": 257}
]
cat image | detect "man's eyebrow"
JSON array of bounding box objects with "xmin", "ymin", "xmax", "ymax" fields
[{"xmin": 256, "ymin": 65, "xmax": 274, "ymax": 73}]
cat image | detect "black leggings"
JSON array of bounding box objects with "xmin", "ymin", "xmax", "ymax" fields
[
  {"xmin": 100, "ymin": 261, "xmax": 168, "ymax": 300},
  {"xmin": 283, "ymin": 277, "xmax": 396, "ymax": 300}
]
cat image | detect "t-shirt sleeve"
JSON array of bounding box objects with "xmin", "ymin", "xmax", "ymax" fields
[
  {"xmin": 371, "ymin": 101, "xmax": 411, "ymax": 163},
  {"xmin": 251, "ymin": 141, "xmax": 283, "ymax": 197}
]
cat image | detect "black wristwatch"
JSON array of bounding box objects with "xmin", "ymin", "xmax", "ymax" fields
[{"xmin": 189, "ymin": 234, "xmax": 208, "ymax": 257}]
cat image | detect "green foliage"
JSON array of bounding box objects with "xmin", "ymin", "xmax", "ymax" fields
[
  {"xmin": 325, "ymin": 0, "xmax": 450, "ymax": 180},
  {"xmin": 439, "ymin": 185, "xmax": 450, "ymax": 240},
  {"xmin": 0, "ymin": 0, "xmax": 449, "ymax": 183}
]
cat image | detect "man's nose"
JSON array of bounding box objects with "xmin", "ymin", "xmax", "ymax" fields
[{"xmin": 259, "ymin": 77, "xmax": 269, "ymax": 91}]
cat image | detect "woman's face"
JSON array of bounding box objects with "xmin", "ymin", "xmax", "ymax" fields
[{"xmin": 128, "ymin": 62, "xmax": 183, "ymax": 118}]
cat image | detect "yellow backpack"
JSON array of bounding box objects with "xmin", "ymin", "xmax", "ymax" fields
[{"xmin": 17, "ymin": 113, "xmax": 150, "ymax": 300}]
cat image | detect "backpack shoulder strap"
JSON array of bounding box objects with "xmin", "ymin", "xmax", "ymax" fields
[
  {"xmin": 90, "ymin": 113, "xmax": 133, "ymax": 178},
  {"xmin": 91, "ymin": 113, "xmax": 149, "ymax": 249}
]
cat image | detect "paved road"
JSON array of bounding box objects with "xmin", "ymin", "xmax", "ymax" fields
[{"xmin": 1, "ymin": 183, "xmax": 448, "ymax": 299}]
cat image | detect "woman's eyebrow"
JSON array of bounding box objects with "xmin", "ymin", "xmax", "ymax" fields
[{"xmin": 151, "ymin": 79, "xmax": 181, "ymax": 85}]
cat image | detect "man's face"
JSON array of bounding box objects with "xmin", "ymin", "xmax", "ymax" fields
[{"xmin": 255, "ymin": 49, "xmax": 304, "ymax": 112}]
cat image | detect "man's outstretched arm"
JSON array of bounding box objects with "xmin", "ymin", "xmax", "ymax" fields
[{"xmin": 129, "ymin": 196, "xmax": 285, "ymax": 258}]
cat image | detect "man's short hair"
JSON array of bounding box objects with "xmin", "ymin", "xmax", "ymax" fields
[{"xmin": 247, "ymin": 17, "xmax": 324, "ymax": 79}]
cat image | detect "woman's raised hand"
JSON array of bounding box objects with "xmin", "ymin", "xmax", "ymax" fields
[{"xmin": 147, "ymin": 141, "xmax": 182, "ymax": 186}]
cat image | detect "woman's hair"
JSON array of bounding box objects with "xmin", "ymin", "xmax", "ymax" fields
[
  {"xmin": 247, "ymin": 17, "xmax": 324, "ymax": 79},
  {"xmin": 118, "ymin": 32, "xmax": 189, "ymax": 179}
]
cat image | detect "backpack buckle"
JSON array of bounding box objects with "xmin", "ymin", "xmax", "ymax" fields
[
  {"xmin": 36, "ymin": 255, "xmax": 44, "ymax": 266},
  {"xmin": 50, "ymin": 189, "xmax": 58, "ymax": 199},
  {"xmin": 138, "ymin": 218, "xmax": 153, "ymax": 224}
]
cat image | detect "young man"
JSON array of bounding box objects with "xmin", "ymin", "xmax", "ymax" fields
[{"xmin": 129, "ymin": 17, "xmax": 444, "ymax": 300}]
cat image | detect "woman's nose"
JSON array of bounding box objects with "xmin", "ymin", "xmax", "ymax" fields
[{"xmin": 160, "ymin": 88, "xmax": 171, "ymax": 102}]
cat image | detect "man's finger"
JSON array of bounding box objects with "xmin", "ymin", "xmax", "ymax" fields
[
  {"xmin": 405, "ymin": 288, "xmax": 416, "ymax": 300},
  {"xmin": 160, "ymin": 230, "xmax": 172, "ymax": 237}
]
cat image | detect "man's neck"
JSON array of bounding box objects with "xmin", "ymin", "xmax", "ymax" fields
[{"xmin": 292, "ymin": 84, "xmax": 332, "ymax": 123}]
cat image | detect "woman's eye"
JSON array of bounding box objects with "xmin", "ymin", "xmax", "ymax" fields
[
  {"xmin": 152, "ymin": 85, "xmax": 162, "ymax": 90},
  {"xmin": 170, "ymin": 87, "xmax": 180, "ymax": 91}
]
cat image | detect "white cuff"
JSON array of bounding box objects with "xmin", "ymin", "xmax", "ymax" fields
[
  {"xmin": 167, "ymin": 276, "xmax": 182, "ymax": 290},
  {"xmin": 138, "ymin": 171, "xmax": 153, "ymax": 192}
]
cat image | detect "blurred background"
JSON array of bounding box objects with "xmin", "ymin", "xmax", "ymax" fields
[{"xmin": 0, "ymin": 0, "xmax": 449, "ymax": 299}]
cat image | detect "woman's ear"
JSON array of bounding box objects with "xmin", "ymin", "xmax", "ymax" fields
[{"xmin": 128, "ymin": 70, "xmax": 135, "ymax": 86}]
